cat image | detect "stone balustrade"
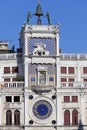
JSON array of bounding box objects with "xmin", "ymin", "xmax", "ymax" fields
[
  {"xmin": 61, "ymin": 82, "xmax": 87, "ymax": 88},
  {"xmin": 60, "ymin": 54, "xmax": 87, "ymax": 60},
  {"xmin": 0, "ymin": 82, "xmax": 24, "ymax": 88},
  {"xmin": 0, "ymin": 53, "xmax": 22, "ymax": 60}
]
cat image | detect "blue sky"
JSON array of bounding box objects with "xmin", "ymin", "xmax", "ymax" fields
[{"xmin": 0, "ymin": 0, "xmax": 87, "ymax": 53}]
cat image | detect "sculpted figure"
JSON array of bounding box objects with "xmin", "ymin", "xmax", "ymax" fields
[
  {"xmin": 46, "ymin": 12, "xmax": 52, "ymax": 25},
  {"xmin": 27, "ymin": 11, "xmax": 32, "ymax": 23},
  {"xmin": 33, "ymin": 43, "xmax": 49, "ymax": 56}
]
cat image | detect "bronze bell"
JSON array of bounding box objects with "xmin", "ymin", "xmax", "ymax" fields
[{"xmin": 35, "ymin": 3, "xmax": 43, "ymax": 16}]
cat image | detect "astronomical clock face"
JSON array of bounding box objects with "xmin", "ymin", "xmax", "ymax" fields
[
  {"xmin": 29, "ymin": 96, "xmax": 56, "ymax": 124},
  {"xmin": 33, "ymin": 100, "xmax": 52, "ymax": 119}
]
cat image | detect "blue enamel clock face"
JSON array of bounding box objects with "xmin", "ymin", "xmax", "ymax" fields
[{"xmin": 33, "ymin": 100, "xmax": 52, "ymax": 119}]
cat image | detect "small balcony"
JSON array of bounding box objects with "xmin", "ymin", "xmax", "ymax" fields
[{"xmin": 30, "ymin": 84, "xmax": 54, "ymax": 93}]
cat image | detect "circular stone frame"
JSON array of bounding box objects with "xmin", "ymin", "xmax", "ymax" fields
[{"xmin": 28, "ymin": 96, "xmax": 56, "ymax": 124}]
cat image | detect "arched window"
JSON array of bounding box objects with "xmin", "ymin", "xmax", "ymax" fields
[
  {"xmin": 6, "ymin": 110, "xmax": 12, "ymax": 125},
  {"xmin": 64, "ymin": 110, "xmax": 70, "ymax": 125},
  {"xmin": 72, "ymin": 110, "xmax": 78, "ymax": 125},
  {"xmin": 14, "ymin": 110, "xmax": 20, "ymax": 125}
]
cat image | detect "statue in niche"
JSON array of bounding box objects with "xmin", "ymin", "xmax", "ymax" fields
[
  {"xmin": 32, "ymin": 43, "xmax": 49, "ymax": 56},
  {"xmin": 39, "ymin": 71, "xmax": 46, "ymax": 84}
]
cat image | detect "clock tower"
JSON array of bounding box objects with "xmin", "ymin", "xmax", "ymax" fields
[{"xmin": 19, "ymin": 1, "xmax": 60, "ymax": 130}]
